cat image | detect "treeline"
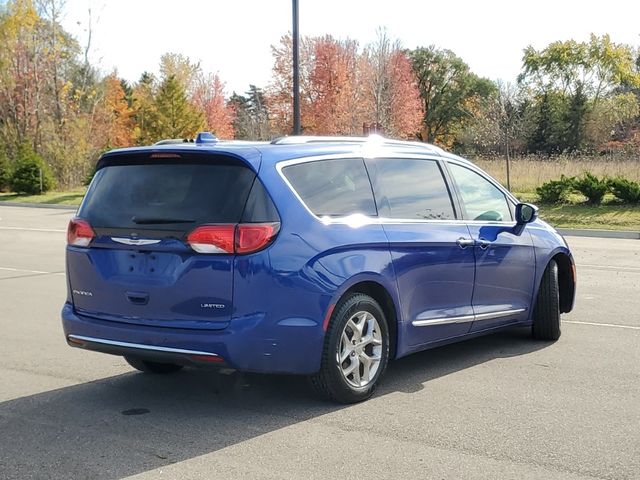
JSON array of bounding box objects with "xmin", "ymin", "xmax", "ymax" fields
[{"xmin": 1, "ymin": 0, "xmax": 639, "ymax": 191}]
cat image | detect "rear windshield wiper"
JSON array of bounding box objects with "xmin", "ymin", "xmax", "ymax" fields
[{"xmin": 131, "ymin": 217, "xmax": 195, "ymax": 225}]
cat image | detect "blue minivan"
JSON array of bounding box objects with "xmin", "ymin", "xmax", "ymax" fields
[{"xmin": 62, "ymin": 134, "xmax": 576, "ymax": 403}]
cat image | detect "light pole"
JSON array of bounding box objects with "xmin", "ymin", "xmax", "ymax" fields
[{"xmin": 292, "ymin": 0, "xmax": 301, "ymax": 135}]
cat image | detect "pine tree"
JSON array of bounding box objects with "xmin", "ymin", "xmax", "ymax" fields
[{"xmin": 147, "ymin": 75, "xmax": 203, "ymax": 141}]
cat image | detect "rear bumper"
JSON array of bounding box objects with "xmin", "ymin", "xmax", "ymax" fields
[
  {"xmin": 67, "ymin": 334, "xmax": 228, "ymax": 368},
  {"xmin": 61, "ymin": 303, "xmax": 323, "ymax": 374}
]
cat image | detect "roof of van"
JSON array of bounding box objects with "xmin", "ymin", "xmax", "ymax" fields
[{"xmin": 99, "ymin": 135, "xmax": 471, "ymax": 172}]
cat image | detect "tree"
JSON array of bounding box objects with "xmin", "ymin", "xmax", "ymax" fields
[
  {"xmin": 306, "ymin": 35, "xmax": 362, "ymax": 135},
  {"xmin": 159, "ymin": 53, "xmax": 200, "ymax": 96},
  {"xmin": 10, "ymin": 140, "xmax": 54, "ymax": 194},
  {"xmin": 97, "ymin": 73, "xmax": 137, "ymax": 148},
  {"xmin": 192, "ymin": 71, "xmax": 234, "ymax": 139},
  {"xmin": 147, "ymin": 75, "xmax": 203, "ymax": 141},
  {"xmin": 267, "ymin": 34, "xmax": 315, "ymax": 135},
  {"xmin": 519, "ymin": 34, "xmax": 640, "ymax": 103},
  {"xmin": 0, "ymin": 144, "xmax": 11, "ymax": 190},
  {"xmin": 410, "ymin": 46, "xmax": 495, "ymax": 146},
  {"xmin": 519, "ymin": 35, "xmax": 640, "ymax": 153},
  {"xmin": 526, "ymin": 91, "xmax": 568, "ymax": 154},
  {"xmin": 360, "ymin": 29, "xmax": 422, "ymax": 138},
  {"xmin": 458, "ymin": 81, "xmax": 526, "ymax": 155},
  {"xmin": 230, "ymin": 85, "xmax": 270, "ymax": 140},
  {"xmin": 132, "ymin": 72, "xmax": 156, "ymax": 145}
]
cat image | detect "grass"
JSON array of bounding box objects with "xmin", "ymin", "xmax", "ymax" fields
[
  {"xmin": 475, "ymin": 155, "xmax": 640, "ymax": 193},
  {"xmin": 0, "ymin": 184, "xmax": 638, "ymax": 232},
  {"xmin": 515, "ymin": 193, "xmax": 640, "ymax": 231},
  {"xmin": 0, "ymin": 188, "xmax": 86, "ymax": 206}
]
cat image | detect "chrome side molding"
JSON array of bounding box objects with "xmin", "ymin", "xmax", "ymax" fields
[{"xmin": 412, "ymin": 308, "xmax": 526, "ymax": 327}]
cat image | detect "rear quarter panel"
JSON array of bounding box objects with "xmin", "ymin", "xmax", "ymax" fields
[{"xmin": 230, "ymin": 161, "xmax": 400, "ymax": 374}]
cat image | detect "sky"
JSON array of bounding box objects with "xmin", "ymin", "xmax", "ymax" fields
[{"xmin": 60, "ymin": 0, "xmax": 640, "ymax": 95}]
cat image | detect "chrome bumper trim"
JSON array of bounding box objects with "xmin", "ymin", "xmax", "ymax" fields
[{"xmin": 67, "ymin": 335, "xmax": 220, "ymax": 357}]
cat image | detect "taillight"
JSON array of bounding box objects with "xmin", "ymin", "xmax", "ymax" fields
[
  {"xmin": 67, "ymin": 218, "xmax": 95, "ymax": 247},
  {"xmin": 186, "ymin": 222, "xmax": 280, "ymax": 255},
  {"xmin": 187, "ymin": 225, "xmax": 235, "ymax": 254},
  {"xmin": 236, "ymin": 222, "xmax": 280, "ymax": 254}
]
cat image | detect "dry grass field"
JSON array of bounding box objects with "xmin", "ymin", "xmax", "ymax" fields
[{"xmin": 474, "ymin": 155, "xmax": 640, "ymax": 193}]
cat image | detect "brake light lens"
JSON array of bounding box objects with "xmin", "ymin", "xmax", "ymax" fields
[
  {"xmin": 236, "ymin": 222, "xmax": 280, "ymax": 254},
  {"xmin": 186, "ymin": 222, "xmax": 280, "ymax": 255},
  {"xmin": 67, "ymin": 218, "xmax": 95, "ymax": 247},
  {"xmin": 187, "ymin": 225, "xmax": 235, "ymax": 253}
]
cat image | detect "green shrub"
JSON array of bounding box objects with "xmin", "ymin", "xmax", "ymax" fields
[
  {"xmin": 572, "ymin": 172, "xmax": 608, "ymax": 205},
  {"xmin": 609, "ymin": 177, "xmax": 640, "ymax": 204},
  {"xmin": 9, "ymin": 142, "xmax": 55, "ymax": 194},
  {"xmin": 0, "ymin": 148, "xmax": 11, "ymax": 191},
  {"xmin": 536, "ymin": 175, "xmax": 574, "ymax": 204}
]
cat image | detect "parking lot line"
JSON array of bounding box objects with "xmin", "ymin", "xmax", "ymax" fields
[
  {"xmin": 0, "ymin": 226, "xmax": 66, "ymax": 233},
  {"xmin": 0, "ymin": 266, "xmax": 64, "ymax": 276},
  {"xmin": 576, "ymin": 263, "xmax": 640, "ymax": 273},
  {"xmin": 564, "ymin": 320, "xmax": 640, "ymax": 330}
]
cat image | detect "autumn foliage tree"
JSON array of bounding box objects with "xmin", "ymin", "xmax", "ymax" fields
[
  {"xmin": 97, "ymin": 74, "xmax": 137, "ymax": 148},
  {"xmin": 268, "ymin": 32, "xmax": 423, "ymax": 138},
  {"xmin": 192, "ymin": 72, "xmax": 235, "ymax": 139},
  {"xmin": 306, "ymin": 36, "xmax": 362, "ymax": 134},
  {"xmin": 360, "ymin": 30, "xmax": 423, "ymax": 138}
]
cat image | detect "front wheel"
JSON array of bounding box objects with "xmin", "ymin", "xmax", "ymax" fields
[
  {"xmin": 309, "ymin": 293, "xmax": 390, "ymax": 403},
  {"xmin": 124, "ymin": 356, "xmax": 184, "ymax": 374},
  {"xmin": 532, "ymin": 260, "xmax": 561, "ymax": 341}
]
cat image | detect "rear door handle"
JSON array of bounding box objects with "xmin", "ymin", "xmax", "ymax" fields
[
  {"xmin": 456, "ymin": 238, "xmax": 475, "ymax": 248},
  {"xmin": 477, "ymin": 238, "xmax": 491, "ymax": 249}
]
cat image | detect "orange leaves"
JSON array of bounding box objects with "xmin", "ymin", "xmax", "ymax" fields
[
  {"xmin": 100, "ymin": 74, "xmax": 136, "ymax": 148},
  {"xmin": 307, "ymin": 36, "xmax": 361, "ymax": 135},
  {"xmin": 192, "ymin": 72, "xmax": 235, "ymax": 140},
  {"xmin": 267, "ymin": 32, "xmax": 423, "ymax": 138},
  {"xmin": 387, "ymin": 51, "xmax": 423, "ymax": 139}
]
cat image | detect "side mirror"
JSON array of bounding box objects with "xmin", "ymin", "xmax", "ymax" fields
[{"xmin": 515, "ymin": 203, "xmax": 538, "ymax": 224}]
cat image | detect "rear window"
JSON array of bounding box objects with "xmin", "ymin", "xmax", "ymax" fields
[
  {"xmin": 282, "ymin": 158, "xmax": 377, "ymax": 217},
  {"xmin": 79, "ymin": 160, "xmax": 256, "ymax": 232}
]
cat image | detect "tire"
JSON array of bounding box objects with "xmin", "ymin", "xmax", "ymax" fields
[
  {"xmin": 532, "ymin": 260, "xmax": 561, "ymax": 341},
  {"xmin": 309, "ymin": 293, "xmax": 390, "ymax": 404},
  {"xmin": 124, "ymin": 356, "xmax": 184, "ymax": 374}
]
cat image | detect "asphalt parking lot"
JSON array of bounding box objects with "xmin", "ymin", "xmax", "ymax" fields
[{"xmin": 0, "ymin": 205, "xmax": 638, "ymax": 480}]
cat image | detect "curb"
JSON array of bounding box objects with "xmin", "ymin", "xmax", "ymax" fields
[
  {"xmin": 0, "ymin": 201, "xmax": 77, "ymax": 210},
  {"xmin": 556, "ymin": 228, "xmax": 640, "ymax": 240}
]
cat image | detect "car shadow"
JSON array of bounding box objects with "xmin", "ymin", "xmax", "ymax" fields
[{"xmin": 0, "ymin": 327, "xmax": 550, "ymax": 479}]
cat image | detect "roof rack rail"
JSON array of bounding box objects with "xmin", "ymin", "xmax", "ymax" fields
[
  {"xmin": 270, "ymin": 134, "xmax": 444, "ymax": 154},
  {"xmin": 153, "ymin": 138, "xmax": 194, "ymax": 145},
  {"xmin": 153, "ymin": 132, "xmax": 218, "ymax": 146}
]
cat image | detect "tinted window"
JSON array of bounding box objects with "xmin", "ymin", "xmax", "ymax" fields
[
  {"xmin": 80, "ymin": 162, "xmax": 255, "ymax": 232},
  {"xmin": 241, "ymin": 178, "xmax": 280, "ymax": 223},
  {"xmin": 283, "ymin": 158, "xmax": 377, "ymax": 217},
  {"xmin": 448, "ymin": 163, "xmax": 511, "ymax": 222},
  {"xmin": 369, "ymin": 158, "xmax": 455, "ymax": 220}
]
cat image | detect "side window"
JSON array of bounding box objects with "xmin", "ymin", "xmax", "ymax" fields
[
  {"xmin": 282, "ymin": 158, "xmax": 377, "ymax": 217},
  {"xmin": 447, "ymin": 163, "xmax": 512, "ymax": 222},
  {"xmin": 368, "ymin": 158, "xmax": 455, "ymax": 220}
]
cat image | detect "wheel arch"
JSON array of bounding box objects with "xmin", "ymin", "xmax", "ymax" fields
[
  {"xmin": 551, "ymin": 252, "xmax": 576, "ymax": 314},
  {"xmin": 332, "ymin": 278, "xmax": 400, "ymax": 360}
]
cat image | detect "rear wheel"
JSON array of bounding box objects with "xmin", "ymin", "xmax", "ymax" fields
[
  {"xmin": 532, "ymin": 260, "xmax": 561, "ymax": 341},
  {"xmin": 309, "ymin": 293, "xmax": 390, "ymax": 403},
  {"xmin": 124, "ymin": 356, "xmax": 184, "ymax": 374}
]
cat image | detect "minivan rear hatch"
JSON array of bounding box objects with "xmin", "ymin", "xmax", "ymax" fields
[{"xmin": 66, "ymin": 150, "xmax": 276, "ymax": 330}]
